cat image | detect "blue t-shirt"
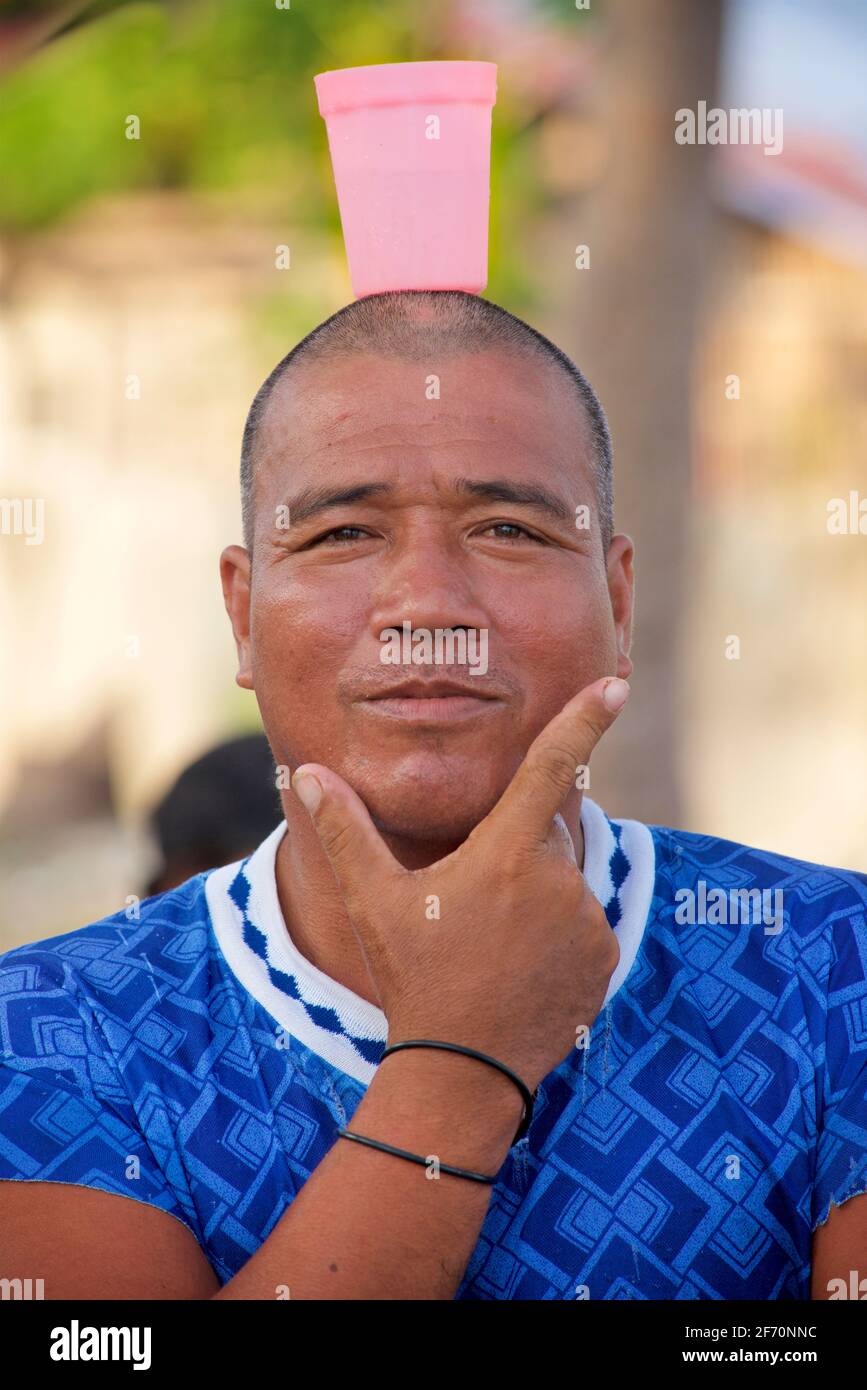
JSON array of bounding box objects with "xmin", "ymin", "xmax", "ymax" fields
[{"xmin": 1, "ymin": 798, "xmax": 865, "ymax": 1299}]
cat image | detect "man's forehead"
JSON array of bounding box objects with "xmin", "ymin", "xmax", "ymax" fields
[
  {"xmin": 260, "ymin": 347, "xmax": 585, "ymax": 452},
  {"xmin": 248, "ymin": 348, "xmax": 602, "ymax": 542}
]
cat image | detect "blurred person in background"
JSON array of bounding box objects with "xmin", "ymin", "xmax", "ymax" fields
[{"xmin": 145, "ymin": 733, "xmax": 281, "ymax": 895}]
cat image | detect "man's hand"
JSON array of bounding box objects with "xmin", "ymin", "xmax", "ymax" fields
[
  {"xmin": 292, "ymin": 675, "xmax": 630, "ymax": 1092},
  {"xmin": 811, "ymin": 1194, "xmax": 867, "ymax": 1298}
]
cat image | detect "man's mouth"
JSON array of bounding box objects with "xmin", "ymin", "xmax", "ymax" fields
[{"xmin": 358, "ymin": 678, "xmax": 504, "ymax": 726}]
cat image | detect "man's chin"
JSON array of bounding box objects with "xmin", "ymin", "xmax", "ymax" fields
[
  {"xmin": 352, "ymin": 779, "xmax": 503, "ymax": 859},
  {"xmin": 370, "ymin": 801, "xmax": 491, "ymax": 851}
]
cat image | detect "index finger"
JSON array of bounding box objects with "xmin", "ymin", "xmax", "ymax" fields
[{"xmin": 483, "ymin": 676, "xmax": 629, "ymax": 849}]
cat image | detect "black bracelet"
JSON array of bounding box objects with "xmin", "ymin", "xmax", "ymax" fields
[
  {"xmin": 380, "ymin": 1038, "xmax": 537, "ymax": 1146},
  {"xmin": 336, "ymin": 1127, "xmax": 497, "ymax": 1184}
]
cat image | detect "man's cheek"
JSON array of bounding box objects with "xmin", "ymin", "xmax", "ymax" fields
[
  {"xmin": 259, "ymin": 637, "xmax": 336, "ymax": 698},
  {"xmin": 523, "ymin": 651, "xmax": 611, "ymax": 732}
]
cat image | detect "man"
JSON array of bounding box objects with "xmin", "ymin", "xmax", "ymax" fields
[{"xmin": 1, "ymin": 291, "xmax": 865, "ymax": 1300}]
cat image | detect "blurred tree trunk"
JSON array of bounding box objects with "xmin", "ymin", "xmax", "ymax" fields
[{"xmin": 544, "ymin": 0, "xmax": 723, "ymax": 827}]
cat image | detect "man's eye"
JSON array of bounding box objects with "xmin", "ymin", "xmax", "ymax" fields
[
  {"xmin": 480, "ymin": 522, "xmax": 543, "ymax": 542},
  {"xmin": 310, "ymin": 526, "xmax": 370, "ymax": 545}
]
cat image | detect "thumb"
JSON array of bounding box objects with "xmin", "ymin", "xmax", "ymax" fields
[
  {"xmin": 487, "ymin": 676, "xmax": 630, "ymax": 849},
  {"xmin": 291, "ymin": 764, "xmax": 403, "ymax": 912}
]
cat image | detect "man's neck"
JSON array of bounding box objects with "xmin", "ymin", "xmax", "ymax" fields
[{"xmin": 273, "ymin": 795, "xmax": 586, "ymax": 1009}]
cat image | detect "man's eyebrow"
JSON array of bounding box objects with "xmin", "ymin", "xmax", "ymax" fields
[
  {"xmin": 454, "ymin": 477, "xmax": 573, "ymax": 522},
  {"xmin": 281, "ymin": 478, "xmax": 574, "ymax": 528},
  {"xmin": 282, "ymin": 483, "xmax": 393, "ymax": 527}
]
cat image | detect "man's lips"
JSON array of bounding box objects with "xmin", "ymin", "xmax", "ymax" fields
[
  {"xmin": 366, "ymin": 678, "xmax": 499, "ymax": 700},
  {"xmin": 358, "ymin": 678, "xmax": 504, "ymax": 725}
]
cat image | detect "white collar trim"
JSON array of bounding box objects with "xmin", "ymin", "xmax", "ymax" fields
[{"xmin": 205, "ymin": 797, "xmax": 654, "ymax": 1085}]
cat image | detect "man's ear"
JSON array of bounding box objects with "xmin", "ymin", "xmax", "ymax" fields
[
  {"xmin": 220, "ymin": 545, "xmax": 254, "ymax": 690},
  {"xmin": 606, "ymin": 533, "xmax": 635, "ymax": 681}
]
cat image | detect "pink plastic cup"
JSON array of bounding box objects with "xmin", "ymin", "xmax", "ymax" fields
[{"xmin": 314, "ymin": 61, "xmax": 497, "ymax": 298}]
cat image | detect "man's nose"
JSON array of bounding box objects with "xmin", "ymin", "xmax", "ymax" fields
[{"xmin": 367, "ymin": 534, "xmax": 489, "ymax": 637}]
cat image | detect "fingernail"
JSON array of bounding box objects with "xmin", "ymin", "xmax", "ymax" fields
[
  {"xmin": 292, "ymin": 771, "xmax": 322, "ymax": 813},
  {"xmin": 603, "ymin": 678, "xmax": 630, "ymax": 712}
]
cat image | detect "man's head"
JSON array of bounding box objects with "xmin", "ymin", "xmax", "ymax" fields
[{"xmin": 222, "ymin": 290, "xmax": 634, "ymax": 860}]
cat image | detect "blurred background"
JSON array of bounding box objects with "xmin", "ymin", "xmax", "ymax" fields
[{"xmin": 1, "ymin": 0, "xmax": 865, "ymax": 950}]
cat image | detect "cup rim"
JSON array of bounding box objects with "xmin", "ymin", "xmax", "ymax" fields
[{"xmin": 314, "ymin": 60, "xmax": 497, "ymax": 116}]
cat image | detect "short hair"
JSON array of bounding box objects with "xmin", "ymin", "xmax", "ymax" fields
[{"xmin": 240, "ymin": 289, "xmax": 613, "ymax": 552}]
